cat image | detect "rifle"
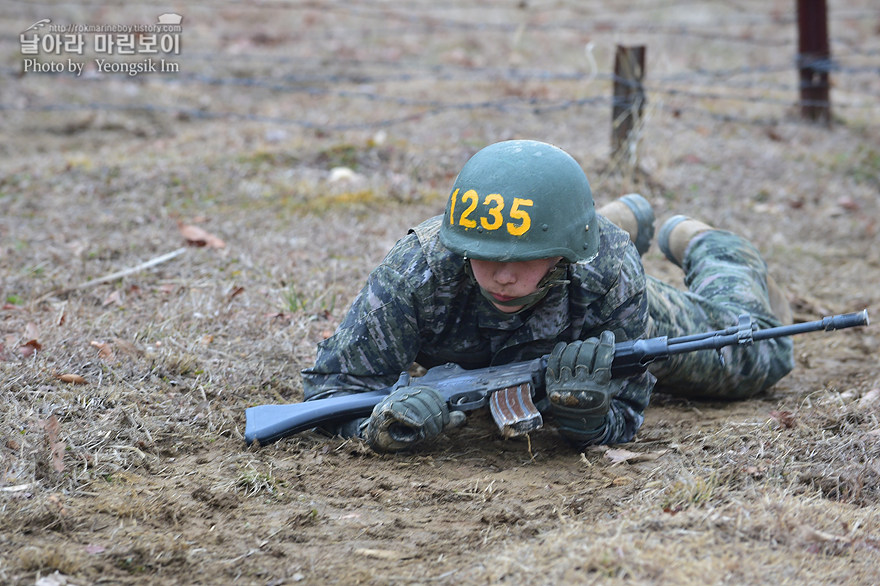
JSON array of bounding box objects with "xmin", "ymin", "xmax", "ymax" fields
[{"xmin": 245, "ymin": 310, "xmax": 869, "ymax": 446}]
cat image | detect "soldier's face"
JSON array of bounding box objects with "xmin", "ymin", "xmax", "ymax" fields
[{"xmin": 469, "ymin": 257, "xmax": 562, "ymax": 313}]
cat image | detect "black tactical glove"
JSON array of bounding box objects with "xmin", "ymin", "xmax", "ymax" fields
[
  {"xmin": 364, "ymin": 386, "xmax": 466, "ymax": 453},
  {"xmin": 546, "ymin": 331, "xmax": 620, "ymax": 444}
]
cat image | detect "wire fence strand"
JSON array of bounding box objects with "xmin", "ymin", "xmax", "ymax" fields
[{"xmin": 1, "ymin": 2, "xmax": 878, "ymax": 133}]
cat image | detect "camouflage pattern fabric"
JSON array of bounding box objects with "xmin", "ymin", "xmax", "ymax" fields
[
  {"xmin": 645, "ymin": 230, "xmax": 794, "ymax": 399},
  {"xmin": 302, "ymin": 215, "xmax": 654, "ymax": 445},
  {"xmin": 301, "ymin": 216, "xmax": 795, "ymax": 444}
]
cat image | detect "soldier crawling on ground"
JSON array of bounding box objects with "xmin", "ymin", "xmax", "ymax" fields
[{"xmin": 301, "ymin": 140, "xmax": 794, "ymax": 453}]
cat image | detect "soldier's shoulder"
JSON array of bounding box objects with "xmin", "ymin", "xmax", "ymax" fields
[
  {"xmin": 406, "ymin": 215, "xmax": 466, "ymax": 284},
  {"xmin": 376, "ymin": 215, "xmax": 465, "ymax": 289},
  {"xmin": 570, "ymin": 216, "xmax": 643, "ymax": 292},
  {"xmin": 409, "ymin": 215, "xmax": 444, "ymax": 257},
  {"xmin": 596, "ymin": 215, "xmax": 635, "ymax": 257}
]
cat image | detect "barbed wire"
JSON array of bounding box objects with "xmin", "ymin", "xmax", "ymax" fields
[
  {"xmin": 9, "ymin": 54, "xmax": 872, "ymax": 88},
  {"xmin": 0, "ymin": 82, "xmax": 871, "ymax": 134},
  {"xmin": 1, "ymin": 3, "xmax": 877, "ymax": 133},
  {"xmin": 2, "ymin": 55, "xmax": 875, "ymax": 115}
]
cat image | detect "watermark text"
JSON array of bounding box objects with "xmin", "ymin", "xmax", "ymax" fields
[{"xmin": 19, "ymin": 14, "xmax": 184, "ymax": 76}]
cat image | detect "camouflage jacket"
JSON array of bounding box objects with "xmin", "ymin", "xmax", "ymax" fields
[{"xmin": 301, "ymin": 214, "xmax": 655, "ymax": 445}]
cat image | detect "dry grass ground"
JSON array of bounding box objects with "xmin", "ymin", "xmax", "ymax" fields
[{"xmin": 1, "ymin": 1, "xmax": 879, "ymax": 584}]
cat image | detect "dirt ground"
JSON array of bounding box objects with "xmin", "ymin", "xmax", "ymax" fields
[{"xmin": 2, "ymin": 1, "xmax": 879, "ymax": 584}]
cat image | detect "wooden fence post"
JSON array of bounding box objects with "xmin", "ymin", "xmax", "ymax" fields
[
  {"xmin": 611, "ymin": 45, "xmax": 646, "ymax": 164},
  {"xmin": 797, "ymin": 0, "xmax": 832, "ymax": 125}
]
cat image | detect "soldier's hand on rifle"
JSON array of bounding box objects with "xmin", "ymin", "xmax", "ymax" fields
[
  {"xmin": 364, "ymin": 386, "xmax": 466, "ymax": 452},
  {"xmin": 546, "ymin": 331, "xmax": 621, "ymax": 445}
]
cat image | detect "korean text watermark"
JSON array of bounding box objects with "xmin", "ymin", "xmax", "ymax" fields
[{"xmin": 20, "ymin": 14, "xmax": 183, "ymax": 77}]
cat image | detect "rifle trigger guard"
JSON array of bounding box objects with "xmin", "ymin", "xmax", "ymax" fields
[{"xmin": 447, "ymin": 390, "xmax": 488, "ymax": 411}]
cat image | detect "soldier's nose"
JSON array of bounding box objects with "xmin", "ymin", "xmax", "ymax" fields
[{"xmin": 494, "ymin": 266, "xmax": 517, "ymax": 284}]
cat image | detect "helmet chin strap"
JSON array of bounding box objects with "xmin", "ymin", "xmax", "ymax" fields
[{"xmin": 467, "ymin": 261, "xmax": 570, "ymax": 315}]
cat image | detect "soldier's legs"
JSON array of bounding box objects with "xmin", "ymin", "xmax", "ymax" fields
[{"xmin": 645, "ymin": 220, "xmax": 795, "ymax": 399}]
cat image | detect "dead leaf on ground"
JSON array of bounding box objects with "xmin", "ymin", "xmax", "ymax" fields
[
  {"xmin": 770, "ymin": 410, "xmax": 797, "ymax": 429},
  {"xmin": 178, "ymin": 222, "xmax": 226, "ymax": 249},
  {"xmin": 837, "ymin": 196, "xmax": 861, "ymax": 212},
  {"xmin": 38, "ymin": 416, "xmax": 66, "ymax": 473},
  {"xmin": 20, "ymin": 339, "xmax": 42, "ymax": 358},
  {"xmin": 19, "ymin": 323, "xmax": 43, "ymax": 357},
  {"xmin": 56, "ymin": 373, "xmax": 87, "ymax": 385},
  {"xmin": 55, "ymin": 303, "xmax": 67, "ymax": 326},
  {"xmin": 90, "ymin": 340, "xmax": 115, "ymax": 360},
  {"xmin": 265, "ymin": 312, "xmax": 293, "ymax": 323},
  {"xmin": 49, "ymin": 441, "xmax": 66, "ymax": 473},
  {"xmin": 102, "ymin": 290, "xmax": 122, "ymax": 306}
]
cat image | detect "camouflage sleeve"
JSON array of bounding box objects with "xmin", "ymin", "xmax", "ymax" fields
[
  {"xmin": 301, "ymin": 235, "xmax": 428, "ymax": 401},
  {"xmin": 581, "ymin": 243, "xmax": 655, "ymax": 446},
  {"xmin": 598, "ymin": 368, "xmax": 655, "ymax": 445}
]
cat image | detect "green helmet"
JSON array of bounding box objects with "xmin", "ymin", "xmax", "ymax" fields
[{"xmin": 439, "ymin": 140, "xmax": 599, "ymax": 263}]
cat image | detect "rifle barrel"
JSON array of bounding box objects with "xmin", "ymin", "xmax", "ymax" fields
[
  {"xmin": 753, "ymin": 310, "xmax": 869, "ymax": 341},
  {"xmin": 665, "ymin": 310, "xmax": 869, "ymax": 357}
]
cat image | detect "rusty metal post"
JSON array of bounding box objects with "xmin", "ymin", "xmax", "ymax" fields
[
  {"xmin": 611, "ymin": 45, "xmax": 646, "ymax": 161},
  {"xmin": 797, "ymin": 0, "xmax": 831, "ymax": 125}
]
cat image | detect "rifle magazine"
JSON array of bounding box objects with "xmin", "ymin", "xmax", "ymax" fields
[{"xmin": 489, "ymin": 383, "xmax": 543, "ymax": 439}]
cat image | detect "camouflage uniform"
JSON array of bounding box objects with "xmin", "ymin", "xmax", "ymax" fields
[
  {"xmin": 645, "ymin": 230, "xmax": 794, "ymax": 399},
  {"xmin": 302, "ymin": 215, "xmax": 794, "ymax": 445},
  {"xmin": 303, "ymin": 215, "xmax": 652, "ymax": 445}
]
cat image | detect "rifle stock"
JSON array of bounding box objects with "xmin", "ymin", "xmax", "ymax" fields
[
  {"xmin": 245, "ymin": 310, "xmax": 869, "ymax": 446},
  {"xmin": 245, "ymin": 358, "xmax": 547, "ymax": 446}
]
